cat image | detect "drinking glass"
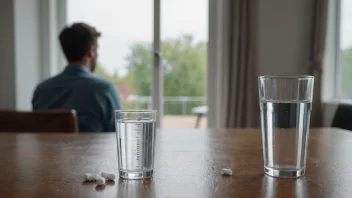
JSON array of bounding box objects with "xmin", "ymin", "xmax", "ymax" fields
[
  {"xmin": 258, "ymin": 76, "xmax": 314, "ymax": 178},
  {"xmin": 115, "ymin": 110, "xmax": 157, "ymax": 179}
]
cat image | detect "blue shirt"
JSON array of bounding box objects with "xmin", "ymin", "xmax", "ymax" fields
[{"xmin": 32, "ymin": 66, "xmax": 121, "ymax": 132}]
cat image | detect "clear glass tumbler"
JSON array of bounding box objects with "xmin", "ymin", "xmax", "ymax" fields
[
  {"xmin": 115, "ymin": 110, "xmax": 157, "ymax": 179},
  {"xmin": 258, "ymin": 76, "xmax": 314, "ymax": 178}
]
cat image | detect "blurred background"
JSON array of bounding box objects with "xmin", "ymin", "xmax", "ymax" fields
[{"xmin": 0, "ymin": 0, "xmax": 351, "ymax": 129}]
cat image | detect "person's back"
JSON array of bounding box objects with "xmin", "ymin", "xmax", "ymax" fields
[
  {"xmin": 33, "ymin": 66, "xmax": 120, "ymax": 132},
  {"xmin": 32, "ymin": 23, "xmax": 121, "ymax": 132}
]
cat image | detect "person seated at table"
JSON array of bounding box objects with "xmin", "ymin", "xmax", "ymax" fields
[{"xmin": 32, "ymin": 22, "xmax": 121, "ymax": 132}]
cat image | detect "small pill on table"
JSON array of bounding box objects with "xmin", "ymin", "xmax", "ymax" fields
[
  {"xmin": 84, "ymin": 173, "xmax": 98, "ymax": 181},
  {"xmin": 96, "ymin": 176, "xmax": 106, "ymax": 185},
  {"xmin": 101, "ymin": 172, "xmax": 116, "ymax": 180},
  {"xmin": 221, "ymin": 168, "xmax": 232, "ymax": 176}
]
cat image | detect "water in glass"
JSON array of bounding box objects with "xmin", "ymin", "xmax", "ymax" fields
[
  {"xmin": 116, "ymin": 118, "xmax": 156, "ymax": 179},
  {"xmin": 260, "ymin": 100, "xmax": 312, "ymax": 178}
]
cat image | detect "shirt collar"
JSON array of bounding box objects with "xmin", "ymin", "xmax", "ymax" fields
[{"xmin": 63, "ymin": 65, "xmax": 91, "ymax": 74}]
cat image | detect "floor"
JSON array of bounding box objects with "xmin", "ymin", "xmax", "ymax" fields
[{"xmin": 161, "ymin": 115, "xmax": 208, "ymax": 128}]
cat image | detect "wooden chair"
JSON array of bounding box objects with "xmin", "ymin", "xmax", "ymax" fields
[{"xmin": 0, "ymin": 109, "xmax": 79, "ymax": 133}]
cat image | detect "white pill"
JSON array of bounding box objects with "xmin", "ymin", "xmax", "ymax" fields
[
  {"xmin": 84, "ymin": 173, "xmax": 99, "ymax": 181},
  {"xmin": 96, "ymin": 176, "xmax": 106, "ymax": 185},
  {"xmin": 101, "ymin": 172, "xmax": 116, "ymax": 180},
  {"xmin": 221, "ymin": 168, "xmax": 232, "ymax": 176}
]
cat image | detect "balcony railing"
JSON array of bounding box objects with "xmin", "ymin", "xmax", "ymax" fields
[{"xmin": 124, "ymin": 96, "xmax": 206, "ymax": 115}]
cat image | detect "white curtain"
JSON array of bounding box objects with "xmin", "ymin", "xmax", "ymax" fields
[{"xmin": 309, "ymin": 0, "xmax": 328, "ymax": 127}]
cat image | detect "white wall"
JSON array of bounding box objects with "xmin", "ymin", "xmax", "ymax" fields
[
  {"xmin": 0, "ymin": 0, "xmax": 63, "ymax": 110},
  {"xmin": 14, "ymin": 0, "xmax": 41, "ymax": 110},
  {"xmin": 0, "ymin": 0, "xmax": 45, "ymax": 110},
  {"xmin": 257, "ymin": 0, "xmax": 313, "ymax": 75}
]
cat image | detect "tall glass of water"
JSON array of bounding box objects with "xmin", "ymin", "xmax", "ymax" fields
[
  {"xmin": 115, "ymin": 110, "xmax": 157, "ymax": 179},
  {"xmin": 258, "ymin": 76, "xmax": 314, "ymax": 178}
]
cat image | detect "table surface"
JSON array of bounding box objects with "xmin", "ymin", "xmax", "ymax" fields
[{"xmin": 0, "ymin": 128, "xmax": 351, "ymax": 198}]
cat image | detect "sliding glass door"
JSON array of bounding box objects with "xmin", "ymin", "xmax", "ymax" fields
[
  {"xmin": 67, "ymin": 0, "xmax": 208, "ymax": 128},
  {"xmin": 160, "ymin": 0, "xmax": 208, "ymax": 128}
]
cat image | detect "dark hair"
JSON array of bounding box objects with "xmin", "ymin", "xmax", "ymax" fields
[{"xmin": 59, "ymin": 23, "xmax": 101, "ymax": 62}]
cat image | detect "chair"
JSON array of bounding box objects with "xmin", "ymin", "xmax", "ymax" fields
[
  {"xmin": 0, "ymin": 109, "xmax": 79, "ymax": 133},
  {"xmin": 332, "ymin": 104, "xmax": 352, "ymax": 131}
]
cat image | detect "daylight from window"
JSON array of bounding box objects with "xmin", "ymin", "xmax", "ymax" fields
[{"xmin": 67, "ymin": 0, "xmax": 208, "ymax": 128}]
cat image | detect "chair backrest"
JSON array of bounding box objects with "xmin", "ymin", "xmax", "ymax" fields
[
  {"xmin": 332, "ymin": 104, "xmax": 352, "ymax": 131},
  {"xmin": 0, "ymin": 109, "xmax": 79, "ymax": 133}
]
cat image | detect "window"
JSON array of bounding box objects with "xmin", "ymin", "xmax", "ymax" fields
[
  {"xmin": 67, "ymin": 0, "xmax": 208, "ymax": 128},
  {"xmin": 335, "ymin": 0, "xmax": 352, "ymax": 99},
  {"xmin": 160, "ymin": 0, "xmax": 208, "ymax": 128},
  {"xmin": 67, "ymin": 0, "xmax": 154, "ymax": 114}
]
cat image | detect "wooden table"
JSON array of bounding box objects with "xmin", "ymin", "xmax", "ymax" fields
[{"xmin": 0, "ymin": 128, "xmax": 351, "ymax": 197}]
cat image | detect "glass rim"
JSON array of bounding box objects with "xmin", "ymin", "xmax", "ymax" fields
[
  {"xmin": 258, "ymin": 75, "xmax": 314, "ymax": 80},
  {"xmin": 115, "ymin": 110, "xmax": 157, "ymax": 113}
]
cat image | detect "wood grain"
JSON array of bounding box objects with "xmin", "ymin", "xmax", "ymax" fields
[{"xmin": 0, "ymin": 128, "xmax": 351, "ymax": 197}]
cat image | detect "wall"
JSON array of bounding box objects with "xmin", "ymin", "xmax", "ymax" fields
[
  {"xmin": 0, "ymin": 0, "xmax": 16, "ymax": 109},
  {"xmin": 0, "ymin": 0, "xmax": 42, "ymax": 110},
  {"xmin": 14, "ymin": 0, "xmax": 41, "ymax": 110},
  {"xmin": 257, "ymin": 0, "xmax": 313, "ymax": 75},
  {"xmin": 0, "ymin": 0, "xmax": 62, "ymax": 110}
]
